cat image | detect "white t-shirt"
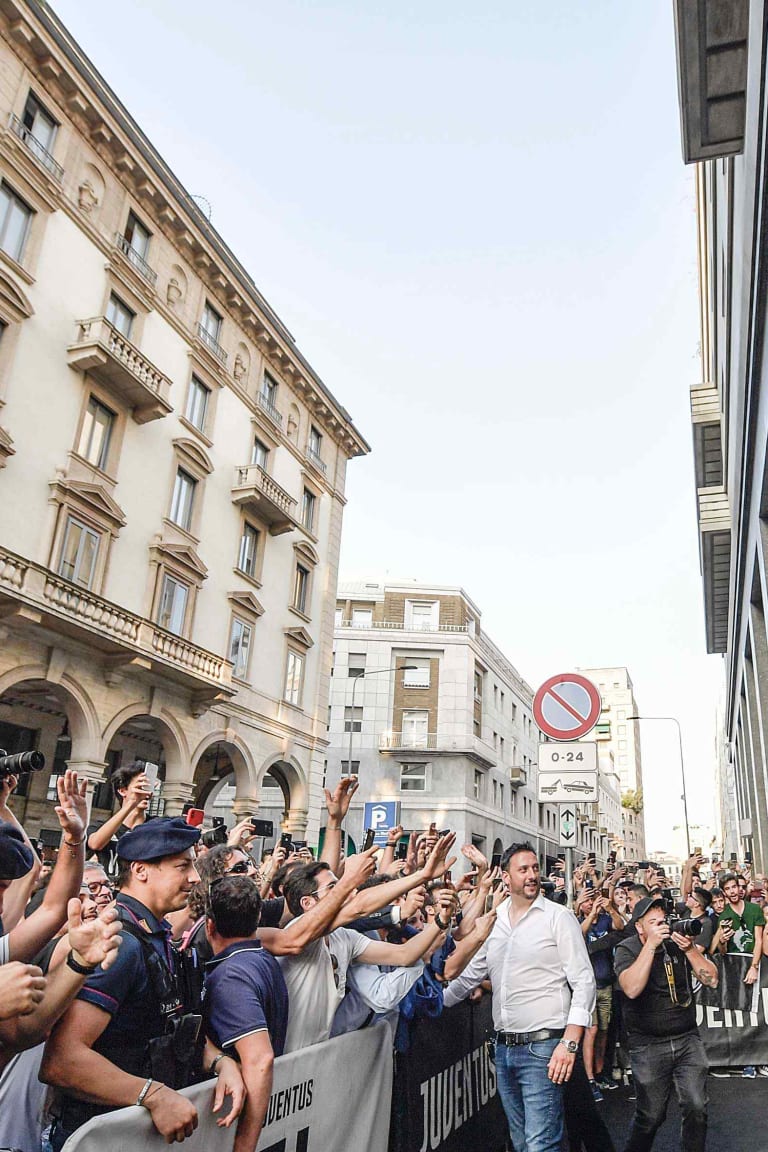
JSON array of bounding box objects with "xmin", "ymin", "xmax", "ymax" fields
[
  {"xmin": 278, "ymin": 926, "xmax": 371, "ymax": 1052},
  {"xmin": 0, "ymin": 933, "xmax": 9, "ymax": 965}
]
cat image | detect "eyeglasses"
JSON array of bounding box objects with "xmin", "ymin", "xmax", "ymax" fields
[
  {"xmin": 313, "ymin": 880, "xmax": 338, "ymax": 900},
  {"xmin": 85, "ymin": 881, "xmax": 113, "ymax": 895},
  {"xmin": 226, "ymin": 861, "xmax": 251, "ymax": 875}
]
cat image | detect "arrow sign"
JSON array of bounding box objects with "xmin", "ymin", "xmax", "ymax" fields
[{"xmin": 559, "ymin": 806, "xmax": 577, "ymax": 847}]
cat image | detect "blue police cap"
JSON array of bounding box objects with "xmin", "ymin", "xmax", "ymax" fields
[
  {"xmin": 116, "ymin": 816, "xmax": 201, "ymax": 862},
  {"xmin": 0, "ymin": 821, "xmax": 35, "ymax": 879}
]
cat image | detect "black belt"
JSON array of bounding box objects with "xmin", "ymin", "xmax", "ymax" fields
[{"xmin": 495, "ymin": 1028, "xmax": 564, "ymax": 1046}]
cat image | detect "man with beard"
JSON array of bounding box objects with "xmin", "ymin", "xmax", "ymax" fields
[{"xmin": 444, "ymin": 842, "xmax": 595, "ymax": 1152}]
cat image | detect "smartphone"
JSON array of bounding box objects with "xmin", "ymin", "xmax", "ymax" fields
[
  {"xmin": 185, "ymin": 808, "xmax": 205, "ymax": 827},
  {"xmin": 491, "ymin": 852, "xmax": 502, "ymax": 870},
  {"xmin": 444, "ymin": 870, "xmax": 452, "ymax": 884},
  {"xmin": 484, "ymin": 893, "xmax": 494, "ymax": 914},
  {"xmin": 608, "ymin": 851, "xmax": 617, "ymax": 865},
  {"xmin": 745, "ymin": 852, "xmax": 753, "ymax": 865},
  {"xmin": 201, "ymin": 824, "xmax": 228, "ymax": 848},
  {"xmin": 250, "ymin": 818, "xmax": 274, "ymax": 838},
  {"xmin": 637, "ymin": 861, "xmax": 651, "ymax": 870},
  {"xmin": 143, "ymin": 762, "xmax": 159, "ymax": 790},
  {"xmin": 584, "ymin": 879, "xmax": 594, "ymax": 890},
  {"xmin": 438, "ymin": 828, "xmax": 451, "ymax": 838},
  {"xmin": 394, "ymin": 841, "xmax": 408, "ymax": 861},
  {"xmin": 279, "ymin": 831, "xmax": 293, "ymax": 852},
  {"xmin": 587, "ymin": 853, "xmax": 596, "ymax": 865},
  {"xmin": 363, "ymin": 828, "xmax": 375, "ymax": 852},
  {"xmin": 212, "ymin": 816, "xmax": 225, "ymax": 828}
]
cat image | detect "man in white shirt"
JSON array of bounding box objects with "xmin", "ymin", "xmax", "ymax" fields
[{"xmin": 444, "ymin": 842, "xmax": 595, "ymax": 1152}]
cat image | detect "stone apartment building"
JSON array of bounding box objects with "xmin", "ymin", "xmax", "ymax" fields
[
  {"xmin": 0, "ymin": 0, "xmax": 368, "ymax": 839},
  {"xmin": 282, "ymin": 580, "xmax": 622, "ymax": 867}
]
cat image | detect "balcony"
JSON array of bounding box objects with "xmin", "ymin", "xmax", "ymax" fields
[
  {"xmin": 67, "ymin": 318, "xmax": 172, "ymax": 423},
  {"xmin": 196, "ymin": 322, "xmax": 228, "ymax": 367},
  {"xmin": 697, "ymin": 484, "xmax": 730, "ymax": 654},
  {"xmin": 509, "ymin": 764, "xmax": 527, "ymax": 787},
  {"xmin": 379, "ymin": 731, "xmax": 496, "ymax": 767},
  {"xmin": 256, "ymin": 390, "xmax": 283, "ymax": 427},
  {"xmin": 114, "ymin": 233, "xmax": 158, "ymax": 287},
  {"xmin": 0, "ymin": 547, "xmax": 234, "ymax": 705},
  {"xmin": 337, "ymin": 618, "xmax": 468, "ymax": 634},
  {"xmin": 231, "ymin": 464, "xmax": 299, "ymax": 535},
  {"xmin": 8, "ymin": 114, "xmax": 64, "ymax": 181},
  {"xmin": 305, "ymin": 445, "xmax": 327, "ymax": 475}
]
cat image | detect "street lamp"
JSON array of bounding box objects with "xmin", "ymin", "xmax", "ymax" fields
[
  {"xmin": 346, "ymin": 664, "xmax": 418, "ymax": 777},
  {"xmin": 627, "ymin": 715, "xmax": 691, "ymax": 858}
]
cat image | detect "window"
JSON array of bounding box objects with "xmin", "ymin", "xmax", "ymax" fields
[
  {"xmin": 492, "ymin": 779, "xmax": 498, "ymax": 806},
  {"xmin": 309, "ymin": 425, "xmax": 322, "ymax": 456},
  {"xmin": 351, "ymin": 608, "xmax": 372, "ymax": 628},
  {"xmin": 170, "ymin": 468, "xmax": 196, "ymax": 531},
  {"xmin": 499, "ymin": 736, "xmax": 505, "ymax": 761},
  {"xmin": 58, "ymin": 517, "xmax": 99, "ymax": 588},
  {"xmin": 0, "ymin": 184, "xmax": 33, "ymax": 263},
  {"xmin": 185, "ymin": 376, "xmax": 210, "ymax": 432},
  {"xmin": 237, "ymin": 522, "xmax": 260, "ymax": 577},
  {"xmin": 293, "ymin": 564, "xmax": 310, "ymax": 614},
  {"xmin": 348, "ymin": 653, "xmax": 366, "ymax": 678},
  {"xmin": 334, "ymin": 608, "xmax": 343, "ymax": 627},
  {"xmin": 261, "ymin": 373, "xmax": 277, "ymax": 405},
  {"xmin": 403, "ymin": 660, "xmax": 430, "ymax": 688},
  {"xmin": 22, "ymin": 92, "xmax": 57, "ymax": 154},
  {"xmin": 406, "ymin": 600, "xmax": 438, "ymax": 630},
  {"xmin": 301, "ymin": 487, "xmax": 316, "ymax": 532},
  {"xmin": 106, "ymin": 293, "xmax": 134, "ymax": 338},
  {"xmin": 284, "ymin": 650, "xmax": 303, "ymax": 706},
  {"xmin": 251, "ymin": 437, "xmax": 269, "ymax": 470},
  {"xmin": 500, "ymin": 690, "xmax": 505, "ymax": 711},
  {"xmin": 402, "ymin": 710, "xmax": 429, "ymax": 749},
  {"xmin": 474, "ymin": 671, "xmax": 483, "ymax": 702},
  {"xmin": 124, "ymin": 211, "xmax": 151, "ymax": 260},
  {"xmin": 78, "ymin": 396, "xmax": 114, "ymax": 470},
  {"xmin": 473, "ymin": 770, "xmax": 483, "ymax": 800},
  {"xmin": 510, "ymin": 790, "xmax": 516, "ymax": 815},
  {"xmin": 201, "ymin": 302, "xmax": 222, "ymax": 341},
  {"xmin": 229, "ymin": 617, "xmax": 253, "ymax": 680},
  {"xmin": 340, "ymin": 760, "xmax": 360, "ymax": 775},
  {"xmin": 157, "ymin": 574, "xmax": 188, "ymax": 634},
  {"xmin": 344, "ymin": 707, "xmax": 363, "ymax": 733},
  {"xmin": 400, "ymin": 763, "xmax": 428, "ymax": 792}
]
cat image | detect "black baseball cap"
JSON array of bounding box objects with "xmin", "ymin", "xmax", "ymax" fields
[{"xmin": 631, "ymin": 896, "xmax": 665, "ymax": 923}]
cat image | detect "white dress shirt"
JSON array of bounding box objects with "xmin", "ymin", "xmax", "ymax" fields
[{"xmin": 444, "ymin": 893, "xmax": 595, "ymax": 1031}]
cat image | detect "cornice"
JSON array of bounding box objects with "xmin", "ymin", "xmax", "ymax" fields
[{"xmin": 1, "ymin": 0, "xmax": 370, "ymax": 462}]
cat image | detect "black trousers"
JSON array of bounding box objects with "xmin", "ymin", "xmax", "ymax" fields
[{"xmin": 623, "ymin": 1032, "xmax": 708, "ymax": 1152}]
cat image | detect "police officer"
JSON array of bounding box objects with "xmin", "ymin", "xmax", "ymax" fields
[{"xmin": 42, "ymin": 817, "xmax": 245, "ymax": 1149}]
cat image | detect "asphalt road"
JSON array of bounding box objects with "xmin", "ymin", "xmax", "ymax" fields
[{"xmin": 600, "ymin": 1074, "xmax": 763, "ymax": 1152}]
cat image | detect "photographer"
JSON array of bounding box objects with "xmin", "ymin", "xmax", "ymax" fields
[
  {"xmin": 615, "ymin": 896, "xmax": 718, "ymax": 1152},
  {"xmin": 86, "ymin": 761, "xmax": 154, "ymax": 875}
]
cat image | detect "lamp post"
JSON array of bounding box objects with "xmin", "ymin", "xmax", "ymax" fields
[
  {"xmin": 346, "ymin": 664, "xmax": 418, "ymax": 778},
  {"xmin": 627, "ymin": 714, "xmax": 691, "ymax": 858}
]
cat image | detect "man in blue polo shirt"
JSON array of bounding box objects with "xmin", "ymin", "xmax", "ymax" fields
[{"xmin": 204, "ymin": 875, "xmax": 289, "ymax": 1152}]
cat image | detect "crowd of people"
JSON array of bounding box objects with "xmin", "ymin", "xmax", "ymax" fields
[{"xmin": 0, "ymin": 758, "xmax": 762, "ymax": 1152}]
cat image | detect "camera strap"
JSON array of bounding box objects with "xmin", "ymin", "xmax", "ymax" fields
[{"xmin": 661, "ymin": 943, "xmax": 692, "ymax": 1008}]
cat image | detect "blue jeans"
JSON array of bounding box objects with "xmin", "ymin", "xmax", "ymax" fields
[
  {"xmin": 624, "ymin": 1032, "xmax": 708, "ymax": 1152},
  {"xmin": 494, "ymin": 1037, "xmax": 564, "ymax": 1152}
]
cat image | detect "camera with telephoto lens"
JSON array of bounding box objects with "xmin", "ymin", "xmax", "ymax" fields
[
  {"xmin": 0, "ymin": 749, "xmax": 45, "ymax": 778},
  {"xmin": 669, "ymin": 917, "xmax": 703, "ymax": 938}
]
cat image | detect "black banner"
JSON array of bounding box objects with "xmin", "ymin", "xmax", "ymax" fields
[
  {"xmin": 697, "ymin": 954, "xmax": 768, "ymax": 1065},
  {"xmin": 389, "ymin": 997, "xmax": 508, "ymax": 1152}
]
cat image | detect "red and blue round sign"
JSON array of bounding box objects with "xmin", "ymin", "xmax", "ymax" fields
[{"xmin": 533, "ymin": 673, "xmax": 602, "ymax": 742}]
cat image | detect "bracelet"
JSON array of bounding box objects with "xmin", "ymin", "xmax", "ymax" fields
[
  {"xmin": 136, "ymin": 1078, "xmax": 154, "ymax": 1108},
  {"xmin": 65, "ymin": 950, "xmax": 98, "ymax": 976},
  {"xmin": 209, "ymin": 1053, "xmax": 227, "ymax": 1077},
  {"xmin": 63, "ymin": 834, "xmax": 86, "ymax": 858}
]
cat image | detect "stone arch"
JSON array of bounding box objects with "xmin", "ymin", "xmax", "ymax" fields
[
  {"xmin": 100, "ymin": 702, "xmax": 187, "ymax": 782},
  {"xmin": 190, "ymin": 730, "xmax": 257, "ymax": 805},
  {"xmin": 257, "ymin": 753, "xmax": 308, "ymax": 813},
  {"xmin": 0, "ymin": 663, "xmax": 98, "ymax": 755},
  {"xmin": 492, "ymin": 837, "xmax": 504, "ymax": 861}
]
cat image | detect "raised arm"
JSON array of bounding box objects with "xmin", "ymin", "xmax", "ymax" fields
[
  {"xmin": 333, "ymin": 833, "xmax": 456, "ymax": 927},
  {"xmin": 319, "ymin": 777, "xmax": 358, "ymax": 870}
]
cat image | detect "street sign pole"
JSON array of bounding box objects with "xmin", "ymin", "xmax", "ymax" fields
[
  {"xmin": 558, "ymin": 804, "xmax": 578, "ymax": 906},
  {"xmin": 566, "ymin": 846, "xmax": 573, "ymax": 907}
]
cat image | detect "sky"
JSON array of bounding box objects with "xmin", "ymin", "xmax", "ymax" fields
[{"xmin": 53, "ymin": 0, "xmax": 724, "ymax": 852}]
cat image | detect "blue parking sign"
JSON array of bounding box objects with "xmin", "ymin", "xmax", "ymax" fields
[{"xmin": 363, "ymin": 800, "xmax": 401, "ymax": 847}]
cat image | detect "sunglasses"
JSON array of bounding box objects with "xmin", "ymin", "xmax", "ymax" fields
[{"xmin": 226, "ymin": 861, "xmax": 251, "ymax": 875}]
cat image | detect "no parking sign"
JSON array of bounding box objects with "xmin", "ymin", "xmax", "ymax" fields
[{"xmin": 363, "ymin": 800, "xmax": 401, "ymax": 846}]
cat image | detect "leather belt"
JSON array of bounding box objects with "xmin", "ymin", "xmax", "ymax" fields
[{"xmin": 495, "ymin": 1028, "xmax": 564, "ymax": 1047}]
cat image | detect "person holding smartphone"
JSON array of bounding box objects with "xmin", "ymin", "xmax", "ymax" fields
[{"xmin": 86, "ymin": 761, "xmax": 155, "ymax": 876}]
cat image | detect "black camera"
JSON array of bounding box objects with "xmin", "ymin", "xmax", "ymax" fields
[
  {"xmin": 670, "ymin": 917, "xmax": 702, "ymax": 938},
  {"xmin": 0, "ymin": 749, "xmax": 45, "ymax": 777}
]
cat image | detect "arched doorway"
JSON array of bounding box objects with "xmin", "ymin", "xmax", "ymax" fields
[{"xmin": 99, "ymin": 710, "xmax": 185, "ymax": 819}]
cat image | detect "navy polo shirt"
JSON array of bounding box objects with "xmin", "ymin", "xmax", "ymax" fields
[
  {"xmin": 77, "ymin": 894, "xmax": 182, "ymax": 1055},
  {"xmin": 204, "ymin": 940, "xmax": 288, "ymax": 1058}
]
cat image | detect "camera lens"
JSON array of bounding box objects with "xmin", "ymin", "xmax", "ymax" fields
[
  {"xmin": 670, "ymin": 917, "xmax": 702, "ymax": 937},
  {"xmin": 0, "ymin": 749, "xmax": 45, "ymax": 775}
]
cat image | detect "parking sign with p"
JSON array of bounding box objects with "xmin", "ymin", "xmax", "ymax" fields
[{"xmin": 363, "ymin": 800, "xmax": 401, "ymax": 847}]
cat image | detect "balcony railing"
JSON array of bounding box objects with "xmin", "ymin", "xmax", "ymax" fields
[
  {"xmin": 196, "ymin": 322, "xmax": 228, "ymax": 366},
  {"xmin": 379, "ymin": 731, "xmax": 496, "ymax": 767},
  {"xmin": 114, "ymin": 233, "xmax": 158, "ymax": 287},
  {"xmin": 256, "ymin": 390, "xmax": 283, "ymax": 426},
  {"xmin": 231, "ymin": 464, "xmax": 298, "ymax": 536},
  {"xmin": 67, "ymin": 317, "xmax": 172, "ymax": 423},
  {"xmin": 8, "ymin": 114, "xmax": 64, "ymax": 181},
  {"xmin": 0, "ymin": 546, "xmax": 233, "ymax": 699},
  {"xmin": 337, "ymin": 618, "xmax": 469, "ymax": 633},
  {"xmin": 305, "ymin": 445, "xmax": 327, "ymax": 475}
]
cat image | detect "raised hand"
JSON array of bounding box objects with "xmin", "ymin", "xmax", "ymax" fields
[
  {"xmin": 66, "ymin": 898, "xmax": 122, "ymax": 971},
  {"xmin": 421, "ymin": 832, "xmax": 457, "ymax": 881},
  {"xmin": 324, "ymin": 777, "xmax": 359, "ymax": 823},
  {"xmin": 55, "ymin": 771, "xmax": 88, "ymax": 841},
  {"xmin": 342, "ymin": 846, "xmax": 378, "ymax": 889},
  {"xmin": 461, "ymin": 843, "xmax": 489, "ymax": 875}
]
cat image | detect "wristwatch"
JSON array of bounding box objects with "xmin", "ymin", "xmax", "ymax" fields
[{"xmin": 559, "ymin": 1038, "xmax": 579, "ymax": 1054}]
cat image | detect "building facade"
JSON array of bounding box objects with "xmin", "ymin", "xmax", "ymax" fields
[
  {"xmin": 310, "ymin": 581, "xmax": 621, "ymax": 868},
  {"xmin": 0, "ymin": 0, "xmax": 368, "ymax": 840},
  {"xmin": 579, "ymin": 666, "xmax": 647, "ymax": 862},
  {"xmin": 675, "ymin": 0, "xmax": 768, "ymax": 866}
]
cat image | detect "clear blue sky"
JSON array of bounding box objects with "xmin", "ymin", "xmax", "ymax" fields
[{"xmin": 53, "ymin": 0, "xmax": 722, "ymax": 851}]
